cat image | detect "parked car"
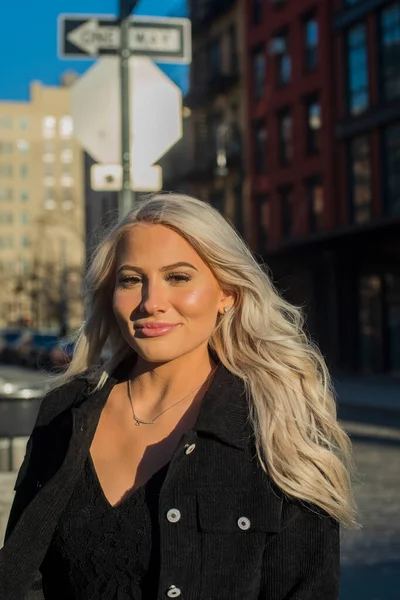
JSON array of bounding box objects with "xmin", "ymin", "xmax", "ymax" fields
[
  {"xmin": 48, "ymin": 339, "xmax": 75, "ymax": 371},
  {"xmin": 0, "ymin": 329, "xmax": 30, "ymax": 365},
  {"xmin": 0, "ymin": 329, "xmax": 60, "ymax": 369},
  {"xmin": 29, "ymin": 332, "xmax": 60, "ymax": 369}
]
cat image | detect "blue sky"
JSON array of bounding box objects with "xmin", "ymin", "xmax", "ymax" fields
[{"xmin": 0, "ymin": 0, "xmax": 188, "ymax": 101}]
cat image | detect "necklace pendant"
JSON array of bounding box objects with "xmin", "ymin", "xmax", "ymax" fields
[{"xmin": 134, "ymin": 420, "xmax": 141, "ymax": 426}]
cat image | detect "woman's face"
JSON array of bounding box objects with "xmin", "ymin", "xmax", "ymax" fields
[{"xmin": 113, "ymin": 224, "xmax": 232, "ymax": 364}]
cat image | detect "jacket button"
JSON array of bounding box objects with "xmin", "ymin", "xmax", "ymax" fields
[
  {"xmin": 237, "ymin": 516, "xmax": 251, "ymax": 530},
  {"xmin": 166, "ymin": 508, "xmax": 181, "ymax": 523},
  {"xmin": 185, "ymin": 443, "xmax": 196, "ymax": 455},
  {"xmin": 166, "ymin": 585, "xmax": 181, "ymax": 598}
]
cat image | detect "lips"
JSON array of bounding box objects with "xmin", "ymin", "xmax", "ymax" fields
[
  {"xmin": 135, "ymin": 322, "xmax": 179, "ymax": 330},
  {"xmin": 134, "ymin": 323, "xmax": 181, "ymax": 338}
]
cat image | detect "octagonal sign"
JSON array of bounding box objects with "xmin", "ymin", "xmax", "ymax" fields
[{"xmin": 71, "ymin": 56, "xmax": 182, "ymax": 175}]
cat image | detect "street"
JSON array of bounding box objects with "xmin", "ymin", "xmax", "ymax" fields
[{"xmin": 340, "ymin": 422, "xmax": 400, "ymax": 599}]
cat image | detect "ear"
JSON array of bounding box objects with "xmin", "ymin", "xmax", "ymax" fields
[{"xmin": 218, "ymin": 290, "xmax": 236, "ymax": 314}]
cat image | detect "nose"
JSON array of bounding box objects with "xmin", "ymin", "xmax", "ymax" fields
[{"xmin": 138, "ymin": 278, "xmax": 168, "ymax": 314}]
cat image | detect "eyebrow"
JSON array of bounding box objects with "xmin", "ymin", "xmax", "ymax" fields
[{"xmin": 117, "ymin": 262, "xmax": 198, "ymax": 274}]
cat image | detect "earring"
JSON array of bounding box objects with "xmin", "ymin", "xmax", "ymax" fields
[{"xmin": 223, "ymin": 306, "xmax": 231, "ymax": 314}]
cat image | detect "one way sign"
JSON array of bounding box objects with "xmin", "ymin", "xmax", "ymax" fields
[{"xmin": 58, "ymin": 14, "xmax": 192, "ymax": 63}]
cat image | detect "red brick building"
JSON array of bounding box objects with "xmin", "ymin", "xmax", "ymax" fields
[{"xmin": 245, "ymin": 0, "xmax": 400, "ymax": 375}]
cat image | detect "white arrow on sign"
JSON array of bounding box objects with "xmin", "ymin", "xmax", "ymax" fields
[
  {"xmin": 67, "ymin": 19, "xmax": 183, "ymax": 57},
  {"xmin": 67, "ymin": 20, "xmax": 119, "ymax": 56}
]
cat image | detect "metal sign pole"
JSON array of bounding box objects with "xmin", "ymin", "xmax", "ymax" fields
[{"xmin": 118, "ymin": 1, "xmax": 138, "ymax": 217}]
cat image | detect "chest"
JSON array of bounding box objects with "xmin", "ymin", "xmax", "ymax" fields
[
  {"xmin": 89, "ymin": 394, "xmax": 201, "ymax": 507},
  {"xmin": 10, "ymin": 412, "xmax": 287, "ymax": 600}
]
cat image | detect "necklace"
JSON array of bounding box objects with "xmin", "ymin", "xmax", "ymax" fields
[{"xmin": 127, "ymin": 364, "xmax": 218, "ymax": 426}]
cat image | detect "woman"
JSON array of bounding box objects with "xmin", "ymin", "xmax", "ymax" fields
[{"xmin": 1, "ymin": 193, "xmax": 356, "ymax": 600}]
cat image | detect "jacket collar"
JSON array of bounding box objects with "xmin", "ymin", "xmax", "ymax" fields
[
  {"xmin": 192, "ymin": 361, "xmax": 251, "ymax": 450},
  {"xmin": 76, "ymin": 353, "xmax": 251, "ymax": 451}
]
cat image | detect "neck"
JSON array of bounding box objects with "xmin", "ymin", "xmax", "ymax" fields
[{"xmin": 128, "ymin": 347, "xmax": 218, "ymax": 413}]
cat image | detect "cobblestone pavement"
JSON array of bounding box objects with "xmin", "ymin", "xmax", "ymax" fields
[
  {"xmin": 340, "ymin": 422, "xmax": 400, "ymax": 600},
  {"xmin": 1, "ymin": 422, "xmax": 399, "ymax": 598}
]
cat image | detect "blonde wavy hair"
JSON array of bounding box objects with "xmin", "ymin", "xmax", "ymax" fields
[{"xmin": 61, "ymin": 192, "xmax": 356, "ymax": 527}]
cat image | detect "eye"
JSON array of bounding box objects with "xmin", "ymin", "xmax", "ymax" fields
[
  {"xmin": 117, "ymin": 276, "xmax": 141, "ymax": 288},
  {"xmin": 117, "ymin": 273, "xmax": 192, "ymax": 288},
  {"xmin": 165, "ymin": 273, "xmax": 192, "ymax": 283}
]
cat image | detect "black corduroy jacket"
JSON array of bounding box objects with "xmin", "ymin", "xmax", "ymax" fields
[{"xmin": 0, "ymin": 359, "xmax": 340, "ymax": 600}]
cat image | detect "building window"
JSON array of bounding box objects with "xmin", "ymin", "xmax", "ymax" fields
[
  {"xmin": 19, "ymin": 117, "xmax": 29, "ymax": 131},
  {"xmin": 252, "ymin": 46, "xmax": 266, "ymax": 100},
  {"xmin": 304, "ymin": 16, "xmax": 319, "ymax": 71},
  {"xmin": 62, "ymin": 188, "xmax": 74, "ymax": 211},
  {"xmin": 228, "ymin": 25, "xmax": 238, "ymax": 74},
  {"xmin": 0, "ymin": 142, "xmax": 13, "ymax": 154},
  {"xmin": 61, "ymin": 162, "xmax": 71, "ymax": 176},
  {"xmin": 271, "ymin": 32, "xmax": 291, "ymax": 86},
  {"xmin": 306, "ymin": 97, "xmax": 322, "ymax": 155},
  {"xmin": 61, "ymin": 149, "xmax": 73, "ymax": 163},
  {"xmin": 384, "ymin": 121, "xmax": 400, "ymax": 215},
  {"xmin": 280, "ymin": 187, "xmax": 293, "ymax": 237},
  {"xmin": 62, "ymin": 188, "xmax": 72, "ymax": 202},
  {"xmin": 0, "ymin": 236, "xmax": 13, "ymax": 249},
  {"xmin": 20, "ymin": 164, "xmax": 28, "ymax": 178},
  {"xmin": 254, "ymin": 121, "xmax": 267, "ymax": 174},
  {"xmin": 350, "ymin": 135, "xmax": 372, "ymax": 224},
  {"xmin": 347, "ymin": 23, "xmax": 369, "ymax": 115},
  {"xmin": 44, "ymin": 189, "xmax": 56, "ymax": 210},
  {"xmin": 0, "ymin": 117, "xmax": 13, "ymax": 129},
  {"xmin": 17, "ymin": 139, "xmax": 29, "ymax": 154},
  {"xmin": 21, "ymin": 235, "xmax": 30, "ymax": 248},
  {"xmin": 307, "ymin": 176, "xmax": 324, "ymax": 232},
  {"xmin": 43, "ymin": 140, "xmax": 55, "ymax": 155},
  {"xmin": 59, "ymin": 116, "xmax": 73, "ymax": 138},
  {"xmin": 44, "ymin": 162, "xmax": 54, "ymax": 177},
  {"xmin": 253, "ymin": 0, "xmax": 263, "ymax": 25},
  {"xmin": 278, "ymin": 108, "xmax": 293, "ymax": 165},
  {"xmin": 20, "ymin": 212, "xmax": 29, "ymax": 225},
  {"xmin": 43, "ymin": 153, "xmax": 55, "ymax": 164},
  {"xmin": 0, "ymin": 213, "xmax": 13, "ymax": 224},
  {"xmin": 258, "ymin": 195, "xmax": 270, "ymax": 249},
  {"xmin": 380, "ymin": 2, "xmax": 400, "ymax": 102},
  {"xmin": 0, "ymin": 164, "xmax": 13, "ymax": 177},
  {"xmin": 208, "ymin": 39, "xmax": 221, "ymax": 78},
  {"xmin": 358, "ymin": 275, "xmax": 384, "ymax": 373},
  {"xmin": 20, "ymin": 189, "xmax": 29, "ymax": 202},
  {"xmin": 42, "ymin": 116, "xmax": 56, "ymax": 139},
  {"xmin": 0, "ymin": 189, "xmax": 12, "ymax": 202}
]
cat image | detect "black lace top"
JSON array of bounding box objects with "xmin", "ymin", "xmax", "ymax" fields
[{"xmin": 41, "ymin": 454, "xmax": 170, "ymax": 600}]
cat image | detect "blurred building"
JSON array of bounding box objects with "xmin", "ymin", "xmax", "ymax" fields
[
  {"xmin": 331, "ymin": 0, "xmax": 400, "ymax": 374},
  {"xmin": 0, "ymin": 80, "xmax": 85, "ymax": 332},
  {"xmin": 162, "ymin": 0, "xmax": 249, "ymax": 235},
  {"xmin": 245, "ymin": 0, "xmax": 400, "ymax": 376}
]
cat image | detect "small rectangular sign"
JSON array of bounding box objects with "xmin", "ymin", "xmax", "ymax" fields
[{"xmin": 58, "ymin": 14, "xmax": 192, "ymax": 63}]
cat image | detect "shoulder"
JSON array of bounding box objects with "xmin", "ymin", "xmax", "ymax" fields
[
  {"xmin": 35, "ymin": 372, "xmax": 90, "ymax": 427},
  {"xmin": 280, "ymin": 494, "xmax": 340, "ymax": 539}
]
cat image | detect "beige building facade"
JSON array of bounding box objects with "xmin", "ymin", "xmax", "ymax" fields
[{"xmin": 0, "ymin": 80, "xmax": 85, "ymax": 331}]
